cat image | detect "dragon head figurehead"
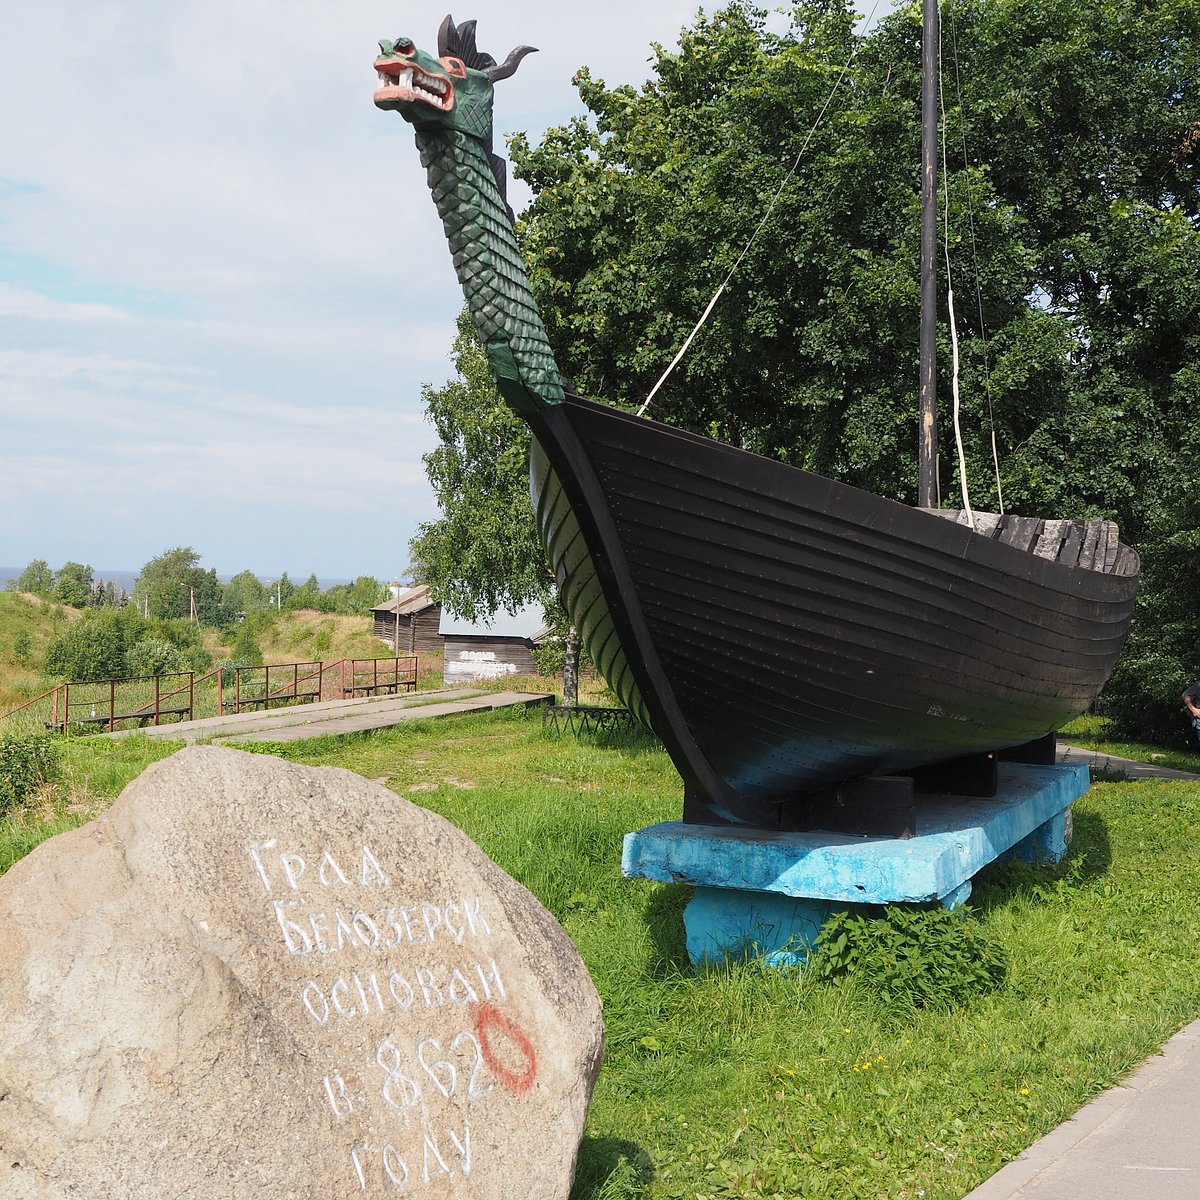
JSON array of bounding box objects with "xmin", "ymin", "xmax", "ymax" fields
[{"xmin": 374, "ymin": 16, "xmax": 535, "ymax": 155}]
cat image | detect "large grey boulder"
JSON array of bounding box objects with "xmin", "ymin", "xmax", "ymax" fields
[{"xmin": 0, "ymin": 746, "xmax": 603, "ymax": 1199}]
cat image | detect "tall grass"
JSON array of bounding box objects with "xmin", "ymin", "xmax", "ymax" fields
[{"xmin": 3, "ymin": 710, "xmax": 1199, "ymax": 1199}]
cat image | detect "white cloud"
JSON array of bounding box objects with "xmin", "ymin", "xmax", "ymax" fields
[{"xmin": 0, "ymin": 0, "xmax": 704, "ymax": 576}]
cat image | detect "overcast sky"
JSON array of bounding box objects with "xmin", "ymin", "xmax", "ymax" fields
[{"xmin": 1, "ymin": 1, "xmax": 885, "ymax": 583}]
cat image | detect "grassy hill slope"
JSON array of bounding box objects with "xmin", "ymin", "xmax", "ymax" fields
[
  {"xmin": 0, "ymin": 596, "xmax": 421, "ymax": 715},
  {"xmin": 0, "ymin": 592, "xmax": 82, "ymax": 711}
]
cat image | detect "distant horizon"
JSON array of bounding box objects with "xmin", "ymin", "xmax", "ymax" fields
[{"xmin": 0, "ymin": 566, "xmax": 364, "ymax": 592}]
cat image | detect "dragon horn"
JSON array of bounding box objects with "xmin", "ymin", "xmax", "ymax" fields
[{"xmin": 485, "ymin": 45, "xmax": 538, "ymax": 82}]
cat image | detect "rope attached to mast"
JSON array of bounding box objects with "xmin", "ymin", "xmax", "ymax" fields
[{"xmin": 636, "ymin": 1, "xmax": 885, "ymax": 418}]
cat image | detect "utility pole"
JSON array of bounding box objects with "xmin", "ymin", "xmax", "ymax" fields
[{"xmin": 918, "ymin": 0, "xmax": 940, "ymax": 509}]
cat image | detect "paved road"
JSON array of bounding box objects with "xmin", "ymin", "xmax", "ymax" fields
[{"xmin": 1058, "ymin": 743, "xmax": 1200, "ymax": 781}]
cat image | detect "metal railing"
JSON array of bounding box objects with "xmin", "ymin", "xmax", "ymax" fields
[
  {"xmin": 340, "ymin": 656, "xmax": 418, "ymax": 697},
  {"xmin": 34, "ymin": 672, "xmax": 197, "ymax": 734},
  {"xmin": 228, "ymin": 661, "xmax": 323, "ymax": 713},
  {"xmin": 1, "ymin": 657, "xmax": 424, "ymax": 733}
]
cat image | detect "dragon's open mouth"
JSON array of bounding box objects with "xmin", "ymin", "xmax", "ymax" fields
[{"xmin": 373, "ymin": 61, "xmax": 454, "ymax": 110}]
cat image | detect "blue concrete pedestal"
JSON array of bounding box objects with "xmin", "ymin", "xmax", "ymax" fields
[{"xmin": 622, "ymin": 762, "xmax": 1089, "ymax": 967}]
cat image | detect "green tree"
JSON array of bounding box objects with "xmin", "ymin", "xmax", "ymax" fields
[
  {"xmin": 132, "ymin": 548, "xmax": 231, "ymax": 627},
  {"xmin": 223, "ymin": 570, "xmax": 269, "ymax": 615},
  {"xmin": 13, "ymin": 560, "xmax": 53, "ymax": 596},
  {"xmin": 230, "ymin": 622, "xmax": 264, "ymax": 667},
  {"xmin": 497, "ymin": 0, "xmax": 1199, "ymax": 736},
  {"xmin": 52, "ymin": 562, "xmax": 95, "ymax": 608},
  {"xmin": 342, "ymin": 576, "xmax": 389, "ymax": 615},
  {"xmin": 133, "ymin": 547, "xmax": 203, "ymax": 619},
  {"xmin": 44, "ymin": 611, "xmax": 130, "ymax": 681},
  {"xmin": 411, "ymin": 311, "xmax": 555, "ymax": 622},
  {"xmin": 13, "ymin": 630, "xmax": 33, "ymax": 665},
  {"xmin": 411, "ymin": 311, "xmax": 578, "ymax": 696},
  {"xmin": 286, "ymin": 573, "xmax": 332, "ymax": 612}
]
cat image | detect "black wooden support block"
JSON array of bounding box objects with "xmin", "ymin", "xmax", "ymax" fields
[
  {"xmin": 909, "ymin": 751, "xmax": 999, "ymax": 797},
  {"xmin": 999, "ymin": 732, "xmax": 1057, "ymax": 766},
  {"xmin": 683, "ymin": 775, "xmax": 917, "ymax": 839}
]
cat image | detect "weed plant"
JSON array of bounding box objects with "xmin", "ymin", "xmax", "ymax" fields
[
  {"xmin": 810, "ymin": 905, "xmax": 1008, "ymax": 1010},
  {"xmin": 0, "ymin": 728, "xmax": 61, "ymax": 814},
  {"xmin": 3, "ymin": 712, "xmax": 1200, "ymax": 1199}
]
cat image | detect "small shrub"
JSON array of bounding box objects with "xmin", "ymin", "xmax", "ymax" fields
[
  {"xmin": 188, "ymin": 645, "xmax": 213, "ymax": 673},
  {"xmin": 213, "ymin": 658, "xmax": 256, "ymax": 687},
  {"xmin": 230, "ymin": 625, "xmax": 264, "ymax": 667},
  {"xmin": 13, "ymin": 630, "xmax": 33, "ymax": 664},
  {"xmin": 1101, "ymin": 649, "xmax": 1193, "ymax": 746},
  {"xmin": 124, "ymin": 638, "xmax": 188, "ymax": 678},
  {"xmin": 810, "ymin": 903, "xmax": 1007, "ymax": 1010},
  {"xmin": 0, "ymin": 730, "xmax": 62, "ymax": 815}
]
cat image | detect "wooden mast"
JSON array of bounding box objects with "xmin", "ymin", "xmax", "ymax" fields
[{"xmin": 918, "ymin": 0, "xmax": 940, "ymax": 507}]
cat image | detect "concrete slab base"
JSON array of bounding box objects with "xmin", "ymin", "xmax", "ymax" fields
[{"xmin": 622, "ymin": 762, "xmax": 1089, "ymax": 967}]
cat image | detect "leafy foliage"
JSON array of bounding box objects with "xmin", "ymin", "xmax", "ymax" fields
[
  {"xmin": 0, "ymin": 730, "xmax": 61, "ymax": 815},
  {"xmin": 132, "ymin": 547, "xmax": 232, "ymax": 628},
  {"xmin": 810, "ymin": 903, "xmax": 1008, "ymax": 1009},
  {"xmin": 12, "ymin": 560, "xmax": 54, "ymax": 597},
  {"xmin": 222, "ymin": 570, "xmax": 269, "ymax": 615},
  {"xmin": 123, "ymin": 639, "xmax": 189, "ymax": 679},
  {"xmin": 316, "ymin": 576, "xmax": 390, "ymax": 616},
  {"xmin": 41, "ymin": 605, "xmax": 212, "ymax": 682},
  {"xmin": 52, "ymin": 562, "xmax": 94, "ymax": 608},
  {"xmin": 43, "ymin": 610, "xmax": 133, "ymax": 681},
  {"xmin": 410, "ymin": 310, "xmax": 554, "ymax": 622},
  {"xmin": 500, "ymin": 0, "xmax": 1200, "ymax": 740},
  {"xmin": 229, "ymin": 623, "xmax": 264, "ymax": 667}
]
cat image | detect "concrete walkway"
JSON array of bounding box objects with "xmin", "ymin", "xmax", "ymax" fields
[
  {"xmin": 103, "ymin": 688, "xmax": 554, "ymax": 744},
  {"xmin": 963, "ymin": 1020, "xmax": 1200, "ymax": 1199},
  {"xmin": 963, "ymin": 745, "xmax": 1199, "ymax": 1199},
  {"xmin": 1058, "ymin": 743, "xmax": 1200, "ymax": 781}
]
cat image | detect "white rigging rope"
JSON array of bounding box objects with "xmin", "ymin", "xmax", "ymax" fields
[
  {"xmin": 636, "ymin": 0, "xmax": 885, "ymax": 418},
  {"xmin": 947, "ymin": 10, "xmax": 1005, "ymax": 513}
]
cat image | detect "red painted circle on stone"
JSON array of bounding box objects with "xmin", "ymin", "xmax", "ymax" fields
[{"xmin": 475, "ymin": 1001, "xmax": 537, "ymax": 1094}]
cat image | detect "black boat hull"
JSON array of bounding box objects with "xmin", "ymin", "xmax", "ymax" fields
[{"xmin": 529, "ymin": 393, "xmax": 1138, "ymax": 828}]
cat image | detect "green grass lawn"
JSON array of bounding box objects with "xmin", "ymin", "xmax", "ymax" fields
[{"xmin": 4, "ymin": 712, "xmax": 1200, "ymax": 1199}]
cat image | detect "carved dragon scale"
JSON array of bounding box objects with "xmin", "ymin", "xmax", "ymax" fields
[
  {"xmin": 373, "ymin": 16, "xmax": 657, "ymax": 736},
  {"xmin": 372, "ymin": 16, "xmax": 561, "ymax": 412}
]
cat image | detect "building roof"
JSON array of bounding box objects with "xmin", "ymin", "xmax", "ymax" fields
[
  {"xmin": 438, "ymin": 602, "xmax": 547, "ymax": 641},
  {"xmin": 372, "ymin": 584, "xmax": 437, "ymax": 617}
]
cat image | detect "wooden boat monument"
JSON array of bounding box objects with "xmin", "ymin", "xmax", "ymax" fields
[{"xmin": 373, "ymin": 11, "xmax": 1138, "ymax": 962}]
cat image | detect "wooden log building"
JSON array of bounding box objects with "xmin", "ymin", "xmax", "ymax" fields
[
  {"xmin": 440, "ymin": 604, "xmax": 547, "ymax": 685},
  {"xmin": 372, "ymin": 585, "xmax": 443, "ymax": 655}
]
